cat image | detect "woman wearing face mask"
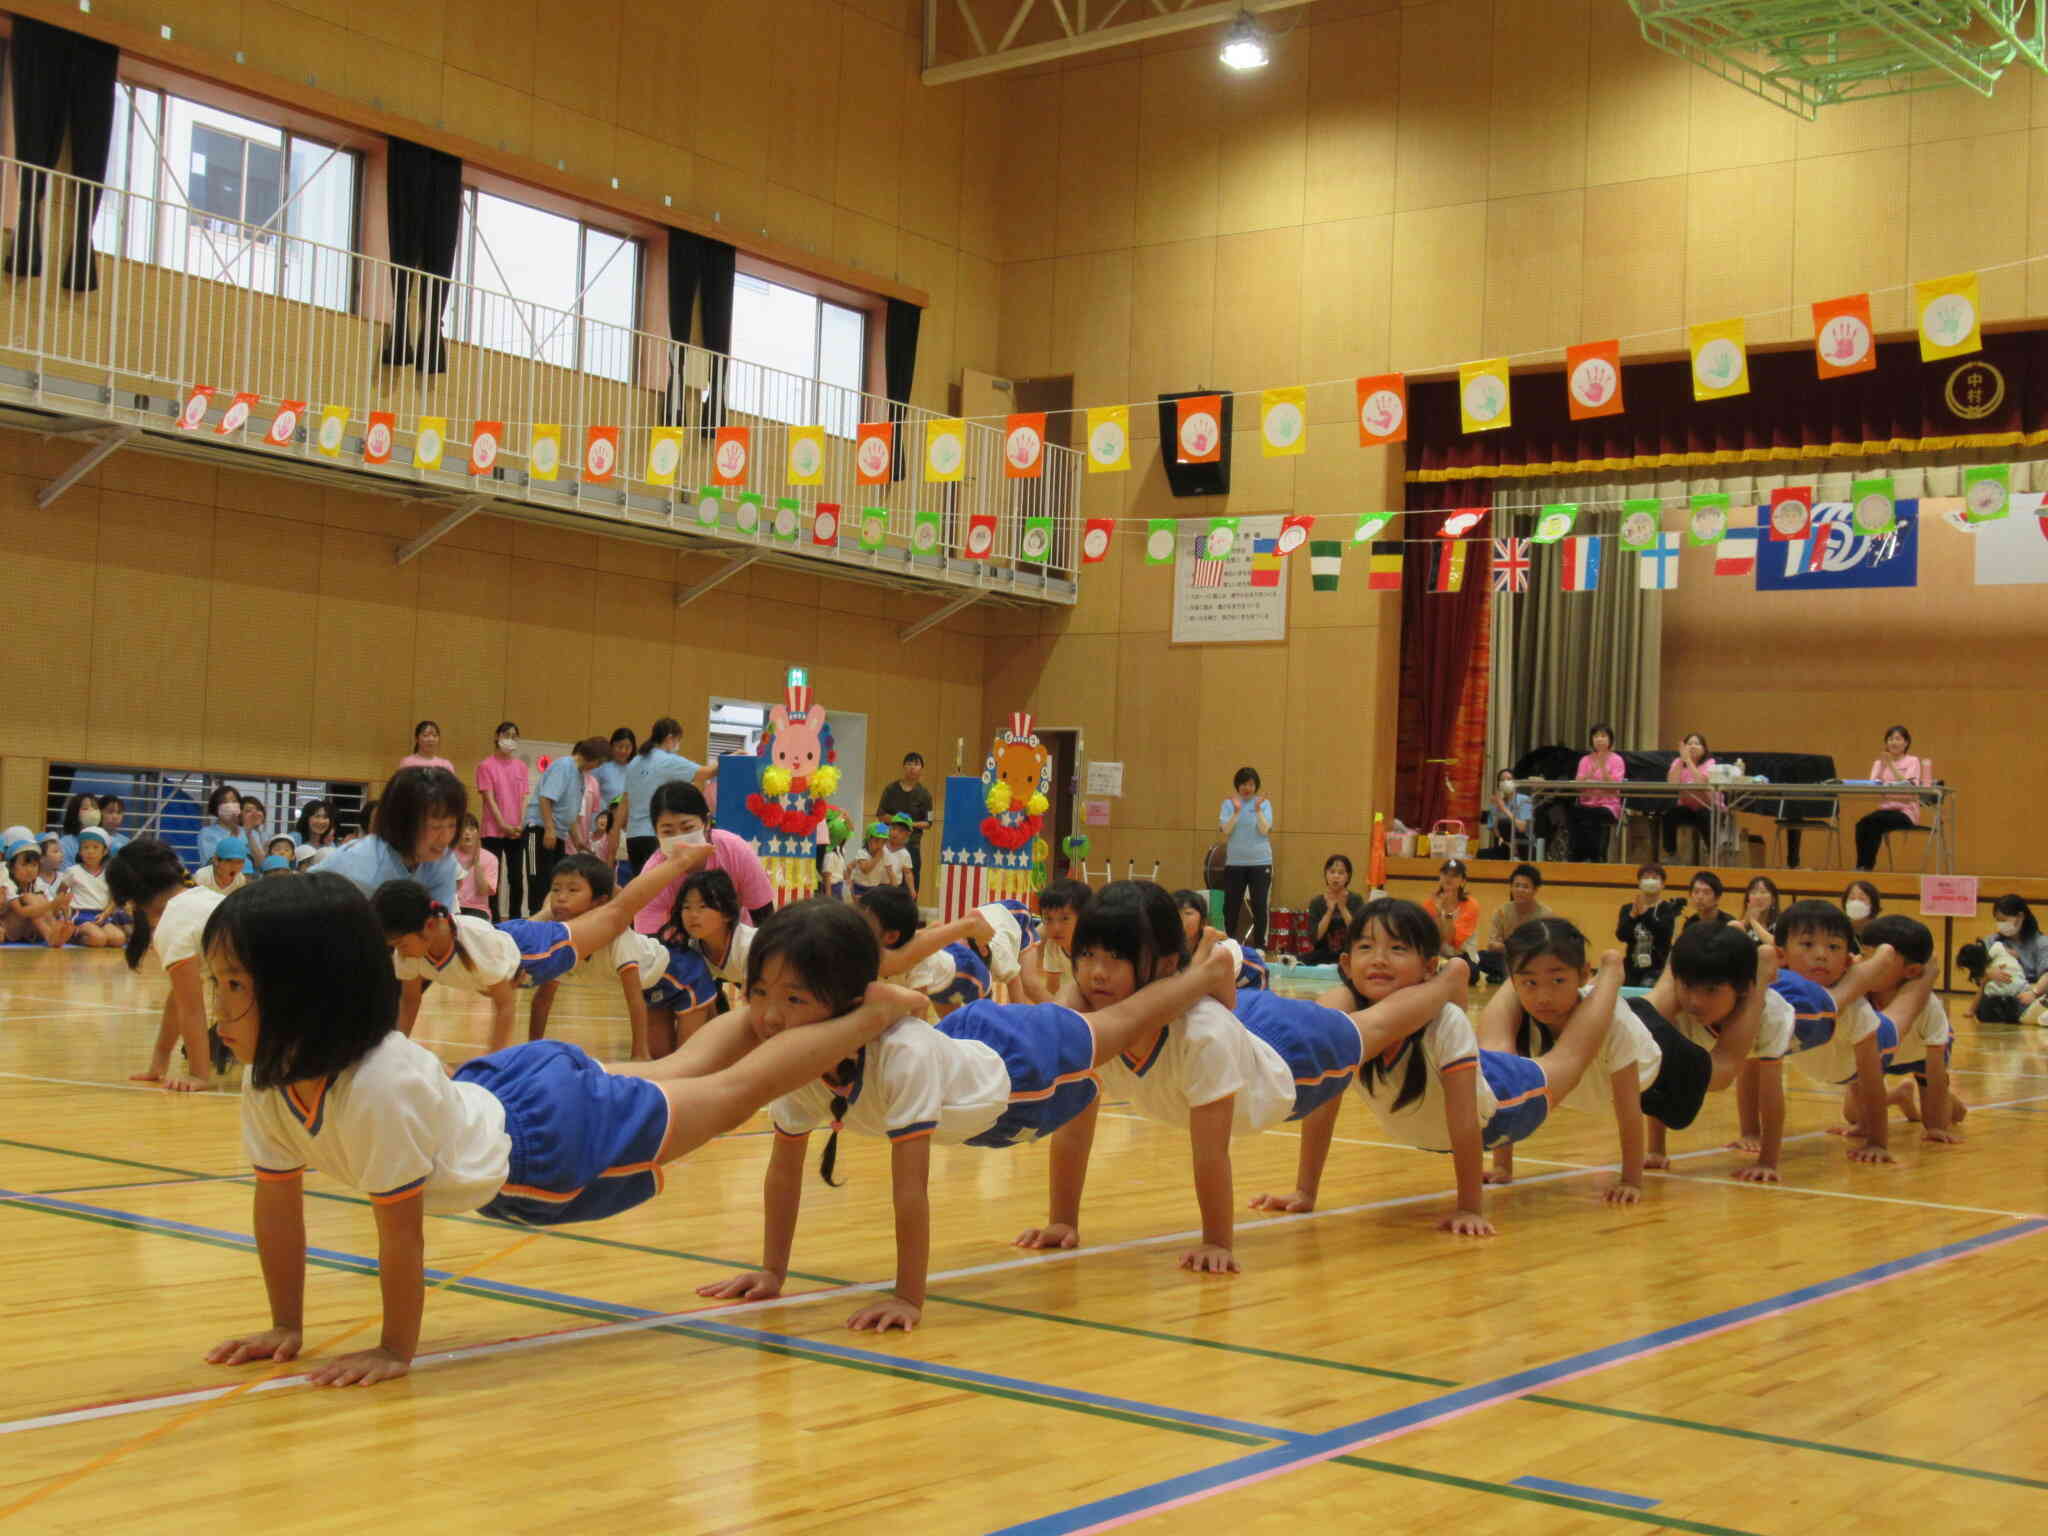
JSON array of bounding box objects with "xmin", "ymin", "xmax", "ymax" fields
[
  {"xmin": 58, "ymin": 792, "xmax": 104, "ymax": 867},
  {"xmin": 1989, "ymin": 897, "xmax": 2048, "ymax": 997},
  {"xmin": 630, "ymin": 780, "xmax": 777, "ymax": 936},
  {"xmin": 1486, "ymin": 771, "xmax": 1534, "ymax": 856},
  {"xmin": 198, "ymin": 785, "xmax": 245, "ymax": 866},
  {"xmin": 476, "ymin": 722, "xmax": 533, "ymax": 920},
  {"xmin": 1841, "ymin": 879, "xmax": 1882, "ymax": 944},
  {"xmin": 1615, "ymin": 861, "xmax": 1683, "ymax": 987}
]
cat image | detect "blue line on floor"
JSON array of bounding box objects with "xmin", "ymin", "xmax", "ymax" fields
[
  {"xmin": 1511, "ymin": 1475, "xmax": 1659, "ymax": 1510},
  {"xmin": 988, "ymin": 1217, "xmax": 2048, "ymax": 1536}
]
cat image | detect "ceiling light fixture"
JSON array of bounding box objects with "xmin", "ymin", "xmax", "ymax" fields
[{"xmin": 1219, "ymin": 10, "xmax": 1270, "ymax": 71}]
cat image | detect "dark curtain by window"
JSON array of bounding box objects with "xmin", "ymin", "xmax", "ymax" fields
[
  {"xmin": 7, "ymin": 18, "xmax": 118, "ymax": 290},
  {"xmin": 884, "ymin": 297, "xmax": 921, "ymax": 479},
  {"xmin": 381, "ymin": 137, "xmax": 463, "ymax": 373},
  {"xmin": 694, "ymin": 234, "xmax": 736, "ymax": 432},
  {"xmin": 1406, "ymin": 330, "xmax": 2048, "ymax": 486},
  {"xmin": 665, "ymin": 228, "xmax": 706, "ymax": 424}
]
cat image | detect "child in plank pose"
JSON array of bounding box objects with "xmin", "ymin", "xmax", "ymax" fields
[
  {"xmin": 1482, "ymin": 918, "xmax": 1767, "ymax": 1202},
  {"xmin": 520, "ymin": 853, "xmax": 717, "ymax": 1061},
  {"xmin": 1019, "ymin": 878, "xmax": 1088, "ymax": 1003},
  {"xmin": 1016, "ymin": 882, "xmax": 1468, "ymax": 1273},
  {"xmin": 106, "ymin": 838, "xmax": 224, "ymax": 1090},
  {"xmin": 856, "ymin": 884, "xmax": 1003, "ymax": 1017},
  {"xmin": 1771, "ymin": 900, "xmax": 1903, "ymax": 1164},
  {"xmin": 200, "ymin": 875, "xmax": 917, "ymax": 1387},
  {"xmin": 1846, "ymin": 914, "xmax": 1963, "ymax": 1142},
  {"xmin": 1323, "ymin": 899, "xmax": 1624, "ymax": 1236},
  {"xmin": 694, "ymin": 899, "xmax": 1240, "ymax": 1332},
  {"xmin": 1643, "ymin": 922, "xmax": 1792, "ymax": 1181},
  {"xmin": 1175, "ymin": 888, "xmax": 1269, "ymax": 990}
]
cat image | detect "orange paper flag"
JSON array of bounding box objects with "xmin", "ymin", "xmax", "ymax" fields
[
  {"xmin": 1812, "ymin": 293, "xmax": 1875, "ymax": 378},
  {"xmin": 469, "ymin": 421, "xmax": 504, "ymax": 475},
  {"xmin": 854, "ymin": 422, "xmax": 893, "ymax": 486},
  {"xmin": 1004, "ymin": 412, "xmax": 1046, "ymax": 479},
  {"xmin": 363, "ymin": 411, "xmax": 395, "ymax": 465},
  {"xmin": 582, "ymin": 425, "xmax": 619, "ymax": 484},
  {"xmin": 1174, "ymin": 394, "xmax": 1223, "ymax": 464},
  {"xmin": 1564, "ymin": 340, "xmax": 1623, "ymax": 421},
  {"xmin": 1355, "ymin": 374, "xmax": 1406, "ymax": 446},
  {"xmin": 712, "ymin": 426, "xmax": 751, "ymax": 487}
]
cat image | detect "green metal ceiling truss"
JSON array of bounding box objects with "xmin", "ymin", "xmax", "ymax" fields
[{"xmin": 1627, "ymin": 1, "xmax": 2048, "ymax": 118}]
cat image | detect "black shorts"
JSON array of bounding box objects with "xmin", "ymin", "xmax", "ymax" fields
[{"xmin": 1627, "ymin": 996, "xmax": 1715, "ymax": 1131}]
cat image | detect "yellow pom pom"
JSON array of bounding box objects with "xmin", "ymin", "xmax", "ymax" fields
[
  {"xmin": 761, "ymin": 766, "xmax": 791, "ymax": 797},
  {"xmin": 811, "ymin": 765, "xmax": 841, "ymax": 796},
  {"xmin": 986, "ymin": 782, "xmax": 1013, "ymax": 813},
  {"xmin": 1026, "ymin": 792, "xmax": 1049, "ymax": 816}
]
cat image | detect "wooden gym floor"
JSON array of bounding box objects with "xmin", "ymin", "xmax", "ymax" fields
[{"xmin": 3, "ymin": 947, "xmax": 2046, "ymax": 1533}]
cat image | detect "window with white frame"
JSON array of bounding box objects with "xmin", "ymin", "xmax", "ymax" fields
[
  {"xmin": 728, "ymin": 274, "xmax": 867, "ymax": 437},
  {"xmin": 446, "ymin": 188, "xmax": 641, "ymax": 384},
  {"xmin": 93, "ymin": 84, "xmax": 360, "ymax": 311}
]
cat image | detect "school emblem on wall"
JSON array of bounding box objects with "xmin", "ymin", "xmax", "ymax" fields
[{"xmin": 1944, "ymin": 360, "xmax": 2005, "ymax": 421}]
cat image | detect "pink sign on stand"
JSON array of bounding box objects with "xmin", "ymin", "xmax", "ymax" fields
[
  {"xmin": 1919, "ymin": 874, "xmax": 1979, "ymax": 917},
  {"xmin": 1083, "ymin": 799, "xmax": 1111, "ymax": 827}
]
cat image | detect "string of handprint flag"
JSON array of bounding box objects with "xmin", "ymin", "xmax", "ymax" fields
[{"xmin": 167, "ymin": 260, "xmax": 2005, "ymax": 573}]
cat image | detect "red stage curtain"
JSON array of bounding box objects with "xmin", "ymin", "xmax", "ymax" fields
[
  {"xmin": 1407, "ymin": 330, "xmax": 2047, "ymax": 484},
  {"xmin": 1395, "ymin": 488, "xmax": 1491, "ymax": 836}
]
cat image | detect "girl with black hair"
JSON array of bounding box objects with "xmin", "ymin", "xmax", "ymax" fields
[
  {"xmin": 855, "ymin": 884, "xmax": 1009, "ymax": 1018},
  {"xmin": 1325, "ymin": 900, "xmax": 1624, "ymax": 1235},
  {"xmin": 650, "ymin": 869, "xmax": 752, "ymax": 1052},
  {"xmin": 200, "ymin": 876, "xmax": 911, "ymax": 1388},
  {"xmin": 320, "ymin": 766, "xmax": 468, "ymax": 913},
  {"xmin": 398, "ymin": 720, "xmax": 455, "ymax": 773},
  {"xmin": 692, "ymin": 898, "xmax": 1238, "ymax": 1332},
  {"xmin": 58, "ymin": 790, "xmax": 102, "ymax": 866},
  {"xmin": 58, "ymin": 828, "xmax": 126, "ymax": 947},
  {"xmin": 1479, "ymin": 917, "xmax": 1751, "ymax": 1203},
  {"xmin": 1740, "ymin": 876, "xmax": 1780, "ymax": 945},
  {"xmin": 105, "ymin": 837, "xmax": 224, "ymax": 1092},
  {"xmin": 4, "ymin": 836, "xmax": 76, "ymax": 947},
  {"xmin": 1173, "ymin": 888, "xmax": 1270, "ymax": 991},
  {"xmin": 295, "ymin": 799, "xmax": 339, "ymax": 869},
  {"xmin": 372, "ymin": 881, "xmax": 523, "ymax": 1052},
  {"xmin": 1016, "ymin": 882, "xmax": 1467, "ymax": 1272}
]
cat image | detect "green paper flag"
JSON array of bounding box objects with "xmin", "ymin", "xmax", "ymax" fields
[
  {"xmin": 773, "ymin": 496, "xmax": 801, "ymax": 544},
  {"xmin": 1532, "ymin": 503, "xmax": 1577, "ymax": 543},
  {"xmin": 1353, "ymin": 512, "xmax": 1393, "ymax": 542},
  {"xmin": 1202, "ymin": 517, "xmax": 1240, "ymax": 560},
  {"xmin": 1688, "ymin": 492, "xmax": 1730, "ymax": 546},
  {"xmin": 735, "ymin": 492, "xmax": 764, "ymax": 536},
  {"xmin": 1851, "ymin": 475, "xmax": 1897, "ymax": 535},
  {"xmin": 909, "ymin": 507, "xmax": 943, "ymax": 556},
  {"xmin": 1964, "ymin": 463, "xmax": 2011, "ymax": 523},
  {"xmin": 1309, "ymin": 538, "xmax": 1343, "ymax": 592},
  {"xmin": 1019, "ymin": 514, "xmax": 1055, "ymax": 563},
  {"xmin": 695, "ymin": 489, "xmax": 723, "ymax": 528},
  {"xmin": 1144, "ymin": 518, "xmax": 1176, "ymax": 565},
  {"xmin": 1618, "ymin": 499, "xmax": 1661, "ymax": 552},
  {"xmin": 858, "ymin": 506, "xmax": 889, "ymax": 550}
]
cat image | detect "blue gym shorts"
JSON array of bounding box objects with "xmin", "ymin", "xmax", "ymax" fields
[
  {"xmin": 457, "ymin": 1039, "xmax": 670, "ymax": 1226},
  {"xmin": 497, "ymin": 918, "xmax": 579, "ymax": 986},
  {"xmin": 942, "ymin": 1000, "xmax": 1100, "ymax": 1148},
  {"xmin": 1478, "ymin": 1050, "xmax": 1550, "ymax": 1147},
  {"xmin": 1235, "ymin": 989, "xmax": 1362, "ymax": 1120}
]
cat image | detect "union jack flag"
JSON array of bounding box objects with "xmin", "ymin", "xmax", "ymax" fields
[{"xmin": 1491, "ymin": 537, "xmax": 1531, "ymax": 593}]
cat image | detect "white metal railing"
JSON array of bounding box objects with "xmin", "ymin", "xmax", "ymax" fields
[
  {"xmin": 39, "ymin": 763, "xmax": 370, "ymax": 868},
  {"xmin": 0, "ymin": 155, "xmax": 1082, "ymax": 595}
]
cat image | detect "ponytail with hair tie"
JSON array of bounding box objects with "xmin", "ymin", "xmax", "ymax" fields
[{"xmin": 816, "ymin": 1050, "xmax": 863, "ymax": 1187}]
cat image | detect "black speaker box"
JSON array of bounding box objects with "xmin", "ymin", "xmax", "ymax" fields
[{"xmin": 1156, "ymin": 390, "xmax": 1233, "ymax": 498}]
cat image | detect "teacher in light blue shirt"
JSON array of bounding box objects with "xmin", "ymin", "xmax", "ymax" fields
[
  {"xmin": 1218, "ymin": 765, "xmax": 1274, "ymax": 949},
  {"xmin": 622, "ymin": 716, "xmax": 709, "ymax": 873},
  {"xmin": 318, "ymin": 765, "xmax": 466, "ymax": 914}
]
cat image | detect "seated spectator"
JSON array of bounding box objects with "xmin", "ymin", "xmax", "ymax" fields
[
  {"xmin": 1739, "ymin": 876, "xmax": 1780, "ymax": 944},
  {"xmin": 1679, "ymin": 870, "xmax": 1732, "ymax": 933},
  {"xmin": 1430, "ymin": 859, "xmax": 1480, "ymax": 962},
  {"xmin": 1842, "ymin": 879, "xmax": 1881, "ymax": 947},
  {"xmin": 1993, "ymin": 895, "xmax": 2048, "ymax": 988},
  {"xmin": 1617, "ymin": 861, "xmax": 1683, "ymax": 987},
  {"xmin": 1479, "ymin": 863, "xmax": 1551, "ymax": 982},
  {"xmin": 1663, "ymin": 732, "xmax": 1721, "ymax": 859},
  {"xmin": 1566, "ymin": 724, "xmax": 1627, "ymax": 862},
  {"xmin": 1304, "ymin": 853, "xmax": 1366, "ymax": 963},
  {"xmin": 1484, "ymin": 769, "xmax": 1534, "ymax": 856}
]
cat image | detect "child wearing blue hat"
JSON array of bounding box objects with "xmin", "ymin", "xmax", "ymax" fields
[
  {"xmin": 4, "ymin": 835, "xmax": 76, "ymax": 946},
  {"xmin": 60, "ymin": 827, "xmax": 127, "ymax": 947},
  {"xmin": 195, "ymin": 836, "xmax": 252, "ymax": 894},
  {"xmin": 260, "ymin": 855, "xmax": 295, "ymax": 877}
]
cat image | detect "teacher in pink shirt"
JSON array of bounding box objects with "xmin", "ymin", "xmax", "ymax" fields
[
  {"xmin": 1663, "ymin": 731, "xmax": 1721, "ymax": 859},
  {"xmin": 1565, "ymin": 723, "xmax": 1627, "ymax": 863},
  {"xmin": 1855, "ymin": 724, "xmax": 1930, "ymax": 870},
  {"xmin": 631, "ymin": 780, "xmax": 777, "ymax": 935}
]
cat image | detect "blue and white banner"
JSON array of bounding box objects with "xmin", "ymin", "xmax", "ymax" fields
[{"xmin": 1755, "ymin": 501, "xmax": 1917, "ymax": 591}]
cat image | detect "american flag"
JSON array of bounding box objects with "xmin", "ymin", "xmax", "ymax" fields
[
  {"xmin": 1491, "ymin": 537, "xmax": 1531, "ymax": 592},
  {"xmin": 940, "ymin": 850, "xmax": 1037, "ymax": 921},
  {"xmin": 1193, "ymin": 555, "xmax": 1226, "ymax": 587}
]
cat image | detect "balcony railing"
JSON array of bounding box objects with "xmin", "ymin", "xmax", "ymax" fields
[{"xmin": 0, "ymin": 155, "xmax": 1081, "ymax": 602}]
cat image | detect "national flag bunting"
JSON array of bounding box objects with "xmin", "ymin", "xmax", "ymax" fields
[
  {"xmin": 1367, "ymin": 541, "xmax": 1404, "ymax": 590},
  {"xmin": 1559, "ymin": 536, "xmax": 1602, "ymax": 592},
  {"xmin": 1431, "ymin": 540, "xmax": 1468, "ymax": 593},
  {"xmin": 1491, "ymin": 537, "xmax": 1531, "ymax": 593},
  {"xmin": 1714, "ymin": 527, "xmax": 1758, "ymax": 577},
  {"xmin": 1192, "ymin": 552, "xmax": 1226, "ymax": 588},
  {"xmin": 1250, "ymin": 537, "xmax": 1282, "ymax": 587},
  {"xmin": 1638, "ymin": 532, "xmax": 1680, "ymax": 590},
  {"xmin": 1309, "ymin": 539, "xmax": 1343, "ymax": 591}
]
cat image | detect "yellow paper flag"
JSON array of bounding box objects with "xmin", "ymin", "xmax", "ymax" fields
[
  {"xmin": 1458, "ymin": 358, "xmax": 1511, "ymax": 434},
  {"xmin": 787, "ymin": 424, "xmax": 826, "ymax": 486},
  {"xmin": 1916, "ymin": 272, "xmax": 1982, "ymax": 361},
  {"xmin": 647, "ymin": 425, "xmax": 683, "ymax": 487},
  {"xmin": 1085, "ymin": 406, "xmax": 1130, "ymax": 474},
  {"xmin": 1259, "ymin": 386, "xmax": 1307, "ymax": 457},
  {"xmin": 1688, "ymin": 318, "xmax": 1748, "ymax": 401},
  {"xmin": 314, "ymin": 405, "xmax": 348, "ymax": 459},
  {"xmin": 529, "ymin": 423, "xmax": 562, "ymax": 482},
  {"xmin": 413, "ymin": 416, "xmax": 448, "ymax": 470},
  {"xmin": 924, "ymin": 418, "xmax": 966, "ymax": 483}
]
